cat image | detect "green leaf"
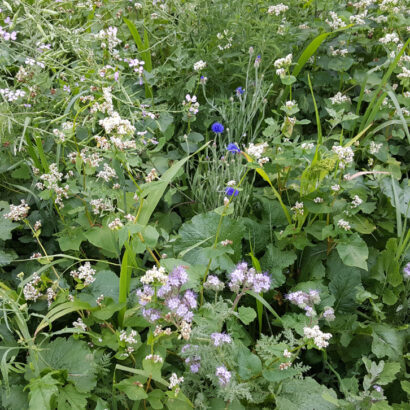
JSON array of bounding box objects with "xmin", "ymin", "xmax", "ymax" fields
[
  {"xmin": 115, "ymin": 377, "xmax": 148, "ymax": 400},
  {"xmin": 328, "ymin": 253, "xmax": 362, "ymax": 312},
  {"xmin": 378, "ymin": 362, "xmax": 401, "ymax": 385},
  {"xmin": 57, "ymin": 384, "xmax": 88, "ymax": 410},
  {"xmin": 336, "ymin": 233, "xmax": 368, "ymax": 270},
  {"xmin": 148, "ymin": 389, "xmax": 165, "ymax": 409},
  {"xmin": 260, "ymin": 244, "xmax": 297, "ymax": 287},
  {"xmin": 238, "ymin": 306, "xmax": 257, "ymax": 325},
  {"xmin": 371, "ymin": 325, "xmax": 405, "ymax": 361},
  {"xmin": 276, "ymin": 377, "xmax": 339, "ymax": 409},
  {"xmin": 84, "ymin": 226, "xmax": 119, "ymax": 256},
  {"xmin": 262, "ymin": 367, "xmax": 300, "ymax": 383},
  {"xmin": 28, "ymin": 373, "xmax": 60, "ymax": 410},
  {"xmin": 137, "ymin": 143, "xmax": 209, "ymax": 227},
  {"xmin": 174, "ymin": 212, "xmax": 245, "ymax": 269},
  {"xmin": 0, "ymin": 249, "xmax": 17, "ymax": 267},
  {"xmin": 37, "ymin": 337, "xmax": 97, "ymax": 392},
  {"xmin": 237, "ymin": 347, "xmax": 262, "ymax": 380}
]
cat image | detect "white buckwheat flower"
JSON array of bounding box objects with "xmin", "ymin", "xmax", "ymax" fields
[
  {"xmin": 267, "ymin": 3, "xmax": 288, "ymax": 16},
  {"xmin": 193, "ymin": 60, "xmax": 206, "ymax": 71},
  {"xmin": 337, "ymin": 219, "xmax": 351, "ymax": 231}
]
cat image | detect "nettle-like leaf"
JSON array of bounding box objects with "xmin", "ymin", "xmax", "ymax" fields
[
  {"xmin": 27, "ymin": 372, "xmax": 60, "ymax": 410},
  {"xmin": 37, "ymin": 337, "xmax": 97, "ymax": 393},
  {"xmin": 275, "ymin": 377, "xmax": 339, "ymax": 409},
  {"xmin": 174, "ymin": 212, "xmax": 245, "ymax": 270}
]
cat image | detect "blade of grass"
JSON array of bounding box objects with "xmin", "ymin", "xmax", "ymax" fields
[
  {"xmin": 246, "ymin": 290, "xmax": 283, "ymax": 326},
  {"xmin": 387, "ymin": 90, "xmax": 410, "ymax": 144},
  {"xmin": 248, "ymin": 250, "xmax": 263, "ymax": 335},
  {"xmin": 360, "ymin": 38, "xmax": 409, "ymax": 132}
]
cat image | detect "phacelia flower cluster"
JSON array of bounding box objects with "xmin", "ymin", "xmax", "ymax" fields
[
  {"xmin": 228, "ymin": 262, "xmax": 271, "ymax": 293},
  {"xmin": 204, "ymin": 275, "xmax": 225, "ymax": 292},
  {"xmin": 211, "ymin": 332, "xmax": 232, "ymax": 347}
]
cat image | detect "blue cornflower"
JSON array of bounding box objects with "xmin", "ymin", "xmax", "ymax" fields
[
  {"xmin": 225, "ymin": 187, "xmax": 239, "ymax": 197},
  {"xmin": 211, "ymin": 122, "xmax": 224, "ymax": 134},
  {"xmin": 235, "ymin": 86, "xmax": 244, "ymax": 96},
  {"xmin": 226, "ymin": 143, "xmax": 240, "ymax": 153}
]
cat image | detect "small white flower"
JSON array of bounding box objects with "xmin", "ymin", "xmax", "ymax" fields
[{"xmin": 193, "ymin": 60, "xmax": 206, "ymax": 71}]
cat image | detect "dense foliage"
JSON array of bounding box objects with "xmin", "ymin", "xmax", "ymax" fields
[{"xmin": 0, "ymin": 0, "xmax": 409, "ymax": 409}]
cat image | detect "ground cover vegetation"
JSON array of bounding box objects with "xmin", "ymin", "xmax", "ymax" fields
[{"xmin": 0, "ymin": 0, "xmax": 409, "ymax": 408}]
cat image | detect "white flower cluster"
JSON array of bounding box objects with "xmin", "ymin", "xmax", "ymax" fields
[
  {"xmin": 182, "ymin": 94, "xmax": 199, "ymax": 116},
  {"xmin": 304, "ymin": 325, "xmax": 332, "ymax": 349},
  {"xmin": 153, "ymin": 325, "xmax": 172, "ymax": 337},
  {"xmin": 96, "ymin": 26, "xmax": 121, "ymax": 52},
  {"xmin": 90, "ymin": 198, "xmax": 115, "ymax": 215},
  {"xmin": 291, "ymin": 201, "xmax": 304, "ymax": 216},
  {"xmin": 331, "ymin": 184, "xmax": 340, "ymax": 192},
  {"xmin": 46, "ymin": 288, "xmax": 56, "ymax": 307},
  {"xmin": 141, "ymin": 266, "xmax": 168, "ymax": 285},
  {"xmin": 267, "ymin": 3, "xmax": 288, "ymax": 15},
  {"xmin": 97, "ymin": 163, "xmax": 117, "ymax": 182},
  {"xmin": 314, "ymin": 197, "xmax": 323, "ymax": 203},
  {"xmin": 119, "ymin": 329, "xmax": 139, "ymax": 344},
  {"xmin": 36, "ymin": 164, "xmax": 69, "ymax": 207},
  {"xmin": 169, "ymin": 373, "xmax": 184, "ymax": 394},
  {"xmin": 4, "ymin": 199, "xmax": 30, "ymax": 221},
  {"xmin": 25, "ymin": 57, "xmax": 45, "ymax": 68},
  {"xmin": 193, "ymin": 60, "xmax": 206, "ymax": 71},
  {"xmin": 108, "ymin": 218, "xmax": 123, "ymax": 230},
  {"xmin": 325, "ymin": 12, "xmax": 346, "ymax": 30},
  {"xmin": 351, "ymin": 195, "xmax": 363, "ymax": 208},
  {"xmin": 246, "ymin": 142, "xmax": 269, "ymax": 165},
  {"xmin": 337, "ymin": 219, "xmax": 351, "ymax": 231},
  {"xmin": 369, "ymin": 141, "xmax": 382, "ymax": 154},
  {"xmin": 70, "ymin": 262, "xmax": 96, "ymax": 286},
  {"xmin": 352, "ymin": 0, "xmax": 374, "ymax": 9},
  {"xmin": 380, "ymin": 0, "xmax": 400, "ymax": 12},
  {"xmin": 397, "ymin": 67, "xmax": 410, "ymax": 79},
  {"xmin": 99, "ymin": 111, "xmax": 135, "ymax": 136},
  {"xmin": 145, "ymin": 168, "xmax": 159, "ymax": 183},
  {"xmin": 216, "ymin": 30, "xmax": 233, "ymax": 50},
  {"xmin": 329, "ymin": 92, "xmax": 351, "ymax": 105},
  {"xmin": 332, "ymin": 145, "xmax": 354, "ymax": 168},
  {"xmin": 73, "ymin": 317, "xmax": 87, "ymax": 331},
  {"xmin": 379, "ymin": 32, "xmax": 400, "ymax": 45},
  {"xmin": 274, "ymin": 53, "xmax": 292, "ymax": 77},
  {"xmin": 0, "ymin": 88, "xmax": 25, "ymax": 102},
  {"xmin": 301, "ymin": 142, "xmax": 314, "ymax": 150},
  {"xmin": 23, "ymin": 273, "xmax": 42, "ymax": 301},
  {"xmin": 350, "ymin": 10, "xmax": 367, "ymax": 25},
  {"xmin": 145, "ymin": 354, "xmax": 163, "ymax": 363},
  {"xmin": 91, "ymin": 87, "xmax": 114, "ymax": 115},
  {"xmin": 330, "ymin": 46, "xmax": 349, "ymax": 57}
]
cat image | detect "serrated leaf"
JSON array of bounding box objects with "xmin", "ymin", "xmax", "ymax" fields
[
  {"xmin": 276, "ymin": 377, "xmax": 339, "ymax": 409},
  {"xmin": 37, "ymin": 337, "xmax": 97, "ymax": 392},
  {"xmin": 57, "ymin": 384, "xmax": 88, "ymax": 410},
  {"xmin": 28, "ymin": 373, "xmax": 60, "ymax": 410}
]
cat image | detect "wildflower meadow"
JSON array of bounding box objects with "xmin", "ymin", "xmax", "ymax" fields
[{"xmin": 0, "ymin": 0, "xmax": 409, "ymax": 409}]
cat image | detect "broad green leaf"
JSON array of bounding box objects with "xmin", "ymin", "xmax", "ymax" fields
[
  {"xmin": 378, "ymin": 362, "xmax": 401, "ymax": 385},
  {"xmin": 336, "ymin": 233, "xmax": 368, "ymax": 270},
  {"xmin": 327, "ymin": 253, "xmax": 362, "ymax": 312},
  {"xmin": 260, "ymin": 244, "xmax": 297, "ymax": 287},
  {"xmin": 237, "ymin": 347, "xmax": 262, "ymax": 380},
  {"xmin": 84, "ymin": 226, "xmax": 119, "ymax": 256},
  {"xmin": 372, "ymin": 325, "xmax": 405, "ymax": 361},
  {"xmin": 276, "ymin": 377, "xmax": 339, "ymax": 409},
  {"xmin": 37, "ymin": 337, "xmax": 97, "ymax": 392},
  {"xmin": 115, "ymin": 377, "xmax": 148, "ymax": 400},
  {"xmin": 57, "ymin": 384, "xmax": 88, "ymax": 410},
  {"xmin": 238, "ymin": 306, "xmax": 257, "ymax": 325},
  {"xmin": 28, "ymin": 373, "xmax": 59, "ymax": 410},
  {"xmin": 0, "ymin": 249, "xmax": 17, "ymax": 267}
]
